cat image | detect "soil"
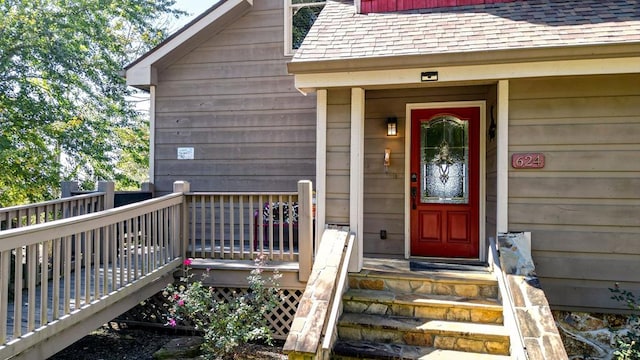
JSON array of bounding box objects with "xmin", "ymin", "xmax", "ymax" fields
[{"xmin": 48, "ymin": 322, "xmax": 287, "ymax": 360}]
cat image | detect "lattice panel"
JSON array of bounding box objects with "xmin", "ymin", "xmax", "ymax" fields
[
  {"xmin": 117, "ymin": 288, "xmax": 302, "ymax": 339},
  {"xmin": 209, "ymin": 287, "xmax": 302, "ymax": 339}
]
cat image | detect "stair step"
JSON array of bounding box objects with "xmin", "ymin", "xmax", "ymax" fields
[
  {"xmin": 343, "ymin": 289, "xmax": 503, "ymax": 324},
  {"xmin": 349, "ymin": 270, "xmax": 498, "ymax": 299},
  {"xmin": 332, "ymin": 340, "xmax": 512, "ymax": 360},
  {"xmin": 338, "ymin": 313, "xmax": 510, "ymax": 355}
]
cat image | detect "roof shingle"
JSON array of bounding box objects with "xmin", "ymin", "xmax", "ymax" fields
[{"xmin": 292, "ymin": 0, "xmax": 640, "ymax": 62}]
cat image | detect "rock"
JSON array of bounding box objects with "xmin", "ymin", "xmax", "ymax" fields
[
  {"xmin": 498, "ymin": 232, "xmax": 535, "ymax": 276},
  {"xmin": 153, "ymin": 336, "xmax": 203, "ymax": 360},
  {"xmin": 553, "ymin": 310, "xmax": 640, "ymax": 359}
]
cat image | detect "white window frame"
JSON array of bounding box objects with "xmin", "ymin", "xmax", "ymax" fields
[{"xmin": 284, "ymin": 0, "xmax": 326, "ymax": 56}]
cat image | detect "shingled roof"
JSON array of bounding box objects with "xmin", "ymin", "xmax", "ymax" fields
[{"xmin": 292, "ymin": 0, "xmax": 640, "ymax": 63}]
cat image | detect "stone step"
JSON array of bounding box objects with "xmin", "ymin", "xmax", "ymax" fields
[
  {"xmin": 338, "ymin": 313, "xmax": 510, "ymax": 355},
  {"xmin": 349, "ymin": 269, "xmax": 499, "ymax": 299},
  {"xmin": 343, "ymin": 288, "xmax": 504, "ymax": 324},
  {"xmin": 332, "ymin": 340, "xmax": 512, "ymax": 360}
]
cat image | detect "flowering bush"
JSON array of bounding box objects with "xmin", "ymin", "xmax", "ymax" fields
[{"xmin": 164, "ymin": 256, "xmax": 283, "ymax": 359}]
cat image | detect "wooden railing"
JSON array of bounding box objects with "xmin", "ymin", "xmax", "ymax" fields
[
  {"xmin": 0, "ymin": 180, "xmax": 314, "ymax": 358},
  {"xmin": 0, "ymin": 192, "xmax": 106, "ymax": 231},
  {"xmin": 0, "ymin": 193, "xmax": 183, "ymax": 359},
  {"xmin": 181, "ymin": 181, "xmax": 314, "ymax": 280},
  {"xmin": 283, "ymin": 227, "xmax": 353, "ymax": 359}
]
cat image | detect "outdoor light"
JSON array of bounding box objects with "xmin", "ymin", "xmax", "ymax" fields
[{"xmin": 387, "ymin": 117, "xmax": 398, "ymax": 136}]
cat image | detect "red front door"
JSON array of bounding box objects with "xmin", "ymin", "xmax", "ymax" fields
[{"xmin": 410, "ymin": 107, "xmax": 480, "ymax": 258}]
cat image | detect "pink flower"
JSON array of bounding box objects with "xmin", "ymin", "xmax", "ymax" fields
[
  {"xmin": 178, "ymin": 299, "xmax": 185, "ymax": 306},
  {"xmin": 168, "ymin": 318, "xmax": 177, "ymax": 327},
  {"xmin": 183, "ymin": 258, "xmax": 192, "ymax": 266}
]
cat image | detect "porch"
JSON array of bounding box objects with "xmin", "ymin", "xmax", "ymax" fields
[{"xmin": 0, "ymin": 179, "xmax": 567, "ymax": 360}]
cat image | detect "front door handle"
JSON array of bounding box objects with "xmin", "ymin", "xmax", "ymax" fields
[{"xmin": 411, "ymin": 187, "xmax": 417, "ymax": 210}]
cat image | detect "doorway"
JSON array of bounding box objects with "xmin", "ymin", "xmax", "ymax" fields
[{"xmin": 408, "ymin": 104, "xmax": 483, "ymax": 259}]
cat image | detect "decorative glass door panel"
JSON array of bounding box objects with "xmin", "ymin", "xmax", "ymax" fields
[
  {"xmin": 420, "ymin": 116, "xmax": 469, "ymax": 204},
  {"xmin": 410, "ymin": 107, "xmax": 480, "ymax": 259}
]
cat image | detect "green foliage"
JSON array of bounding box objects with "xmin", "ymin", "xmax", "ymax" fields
[
  {"xmin": 610, "ymin": 284, "xmax": 640, "ymax": 359},
  {"xmin": 0, "ymin": 0, "xmax": 183, "ymax": 206},
  {"xmin": 292, "ymin": 3, "xmax": 324, "ymax": 49},
  {"xmin": 164, "ymin": 256, "xmax": 283, "ymax": 359}
]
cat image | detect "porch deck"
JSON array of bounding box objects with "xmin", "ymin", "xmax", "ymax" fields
[{"xmin": 0, "ymin": 181, "xmax": 314, "ymax": 359}]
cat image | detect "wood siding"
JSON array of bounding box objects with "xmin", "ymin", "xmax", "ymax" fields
[
  {"xmin": 508, "ymin": 74, "xmax": 640, "ymax": 311},
  {"xmin": 360, "ymin": 0, "xmax": 517, "ymax": 13},
  {"xmin": 154, "ymin": 0, "xmax": 316, "ymax": 194},
  {"xmin": 363, "ymin": 86, "xmax": 491, "ymax": 257},
  {"xmin": 326, "ymin": 89, "xmax": 351, "ymax": 225}
]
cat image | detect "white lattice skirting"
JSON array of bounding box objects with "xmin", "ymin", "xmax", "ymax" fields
[{"xmin": 211, "ymin": 287, "xmax": 303, "ymax": 339}]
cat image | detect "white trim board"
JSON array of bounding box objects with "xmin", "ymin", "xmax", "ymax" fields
[
  {"xmin": 496, "ymin": 80, "xmax": 509, "ymax": 235},
  {"xmin": 349, "ymin": 88, "xmax": 365, "ymax": 272},
  {"xmin": 404, "ymin": 101, "xmax": 487, "ymax": 262},
  {"xmin": 295, "ymin": 56, "xmax": 640, "ymax": 92},
  {"xmin": 149, "ymin": 85, "xmax": 156, "ymax": 182},
  {"xmin": 315, "ymin": 89, "xmax": 328, "ymax": 253}
]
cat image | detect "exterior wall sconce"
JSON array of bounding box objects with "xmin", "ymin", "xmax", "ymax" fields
[{"xmin": 387, "ymin": 117, "xmax": 398, "ymax": 136}]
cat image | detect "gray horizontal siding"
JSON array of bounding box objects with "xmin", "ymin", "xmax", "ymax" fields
[
  {"xmin": 325, "ymin": 89, "xmax": 351, "ymax": 225},
  {"xmin": 154, "ymin": 1, "xmax": 316, "ymax": 194},
  {"xmin": 508, "ymin": 74, "xmax": 640, "ymax": 311}
]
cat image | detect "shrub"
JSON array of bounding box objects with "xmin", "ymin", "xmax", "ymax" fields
[
  {"xmin": 610, "ymin": 284, "xmax": 640, "ymax": 360},
  {"xmin": 164, "ymin": 255, "xmax": 283, "ymax": 359}
]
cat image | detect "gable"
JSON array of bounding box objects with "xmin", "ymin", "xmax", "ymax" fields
[
  {"xmin": 360, "ymin": 0, "xmax": 517, "ymax": 13},
  {"xmin": 125, "ymin": 0, "xmax": 253, "ymax": 89}
]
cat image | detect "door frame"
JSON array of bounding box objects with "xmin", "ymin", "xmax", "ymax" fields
[{"xmin": 404, "ymin": 101, "xmax": 487, "ymax": 262}]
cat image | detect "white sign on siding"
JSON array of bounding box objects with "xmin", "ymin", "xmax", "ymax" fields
[{"xmin": 177, "ymin": 147, "xmax": 194, "ymax": 160}]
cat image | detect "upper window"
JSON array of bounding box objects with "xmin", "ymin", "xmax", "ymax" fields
[{"xmin": 284, "ymin": 0, "xmax": 326, "ymax": 56}]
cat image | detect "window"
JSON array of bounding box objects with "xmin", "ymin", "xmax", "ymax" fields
[
  {"xmin": 284, "ymin": 0, "xmax": 326, "ymax": 56},
  {"xmin": 420, "ymin": 115, "xmax": 469, "ymax": 204}
]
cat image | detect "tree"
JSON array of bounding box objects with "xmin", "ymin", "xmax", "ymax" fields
[
  {"xmin": 292, "ymin": 2, "xmax": 325, "ymax": 50},
  {"xmin": 0, "ymin": 0, "xmax": 183, "ymax": 206}
]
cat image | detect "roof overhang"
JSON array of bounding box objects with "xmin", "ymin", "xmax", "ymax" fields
[
  {"xmin": 125, "ymin": 0, "xmax": 253, "ymax": 90},
  {"xmin": 288, "ymin": 42, "xmax": 640, "ymax": 93}
]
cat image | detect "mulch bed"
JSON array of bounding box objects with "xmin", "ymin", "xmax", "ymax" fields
[{"xmin": 48, "ymin": 322, "xmax": 287, "ymax": 360}]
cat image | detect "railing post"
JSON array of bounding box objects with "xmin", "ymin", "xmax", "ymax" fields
[
  {"xmin": 298, "ymin": 180, "xmax": 313, "ymax": 282},
  {"xmin": 61, "ymin": 181, "xmax": 79, "ymax": 198},
  {"xmin": 141, "ymin": 182, "xmax": 155, "ymax": 197},
  {"xmin": 97, "ymin": 181, "xmax": 115, "ymax": 210},
  {"xmin": 173, "ymin": 181, "xmax": 190, "ymax": 261}
]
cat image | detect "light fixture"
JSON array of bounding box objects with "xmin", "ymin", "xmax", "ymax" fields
[{"xmin": 387, "ymin": 117, "xmax": 398, "ymax": 136}]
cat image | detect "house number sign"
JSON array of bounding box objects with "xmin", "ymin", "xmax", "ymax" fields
[{"xmin": 512, "ymin": 153, "xmax": 545, "ymax": 169}]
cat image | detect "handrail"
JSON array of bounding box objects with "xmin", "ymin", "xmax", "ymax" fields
[
  {"xmin": 0, "ymin": 192, "xmax": 106, "ymax": 231},
  {"xmin": 321, "ymin": 232, "xmax": 355, "ymax": 353},
  {"xmin": 182, "ymin": 183, "xmax": 313, "ymax": 268},
  {"xmin": 186, "ymin": 191, "xmax": 298, "ymax": 196},
  {"xmin": 489, "ymin": 237, "xmax": 529, "ymax": 360},
  {"xmin": 283, "ymin": 226, "xmax": 351, "ymax": 358},
  {"xmin": 0, "ymin": 193, "xmax": 183, "ymax": 252},
  {"xmin": 0, "ymin": 192, "xmax": 184, "ymax": 358},
  {"xmin": 0, "ymin": 192, "xmax": 105, "ymax": 213}
]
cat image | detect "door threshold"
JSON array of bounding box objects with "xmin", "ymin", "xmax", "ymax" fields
[
  {"xmin": 409, "ymin": 258, "xmax": 489, "ymax": 273},
  {"xmin": 409, "ymin": 256, "xmax": 487, "ymax": 267}
]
